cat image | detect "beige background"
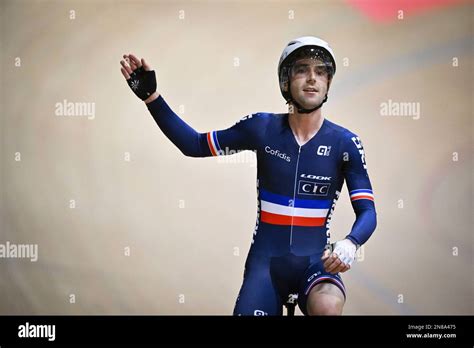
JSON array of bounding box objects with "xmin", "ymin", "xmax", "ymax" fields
[{"xmin": 0, "ymin": 0, "xmax": 472, "ymax": 315}]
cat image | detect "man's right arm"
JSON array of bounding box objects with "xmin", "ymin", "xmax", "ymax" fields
[{"xmin": 146, "ymin": 94, "xmax": 261, "ymax": 158}]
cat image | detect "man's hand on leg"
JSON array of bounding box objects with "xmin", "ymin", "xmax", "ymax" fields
[{"xmin": 322, "ymin": 249, "xmax": 350, "ymax": 274}]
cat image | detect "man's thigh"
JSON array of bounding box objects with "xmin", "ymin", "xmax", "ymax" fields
[{"xmin": 233, "ymin": 254, "xmax": 282, "ymax": 316}]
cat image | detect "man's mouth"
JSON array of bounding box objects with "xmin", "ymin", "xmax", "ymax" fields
[{"xmin": 303, "ymin": 87, "xmax": 318, "ymax": 94}]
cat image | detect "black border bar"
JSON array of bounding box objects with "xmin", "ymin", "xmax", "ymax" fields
[{"xmin": 0, "ymin": 315, "xmax": 472, "ymax": 345}]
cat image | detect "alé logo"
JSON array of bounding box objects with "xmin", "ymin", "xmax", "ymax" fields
[{"xmin": 317, "ymin": 145, "xmax": 331, "ymax": 156}]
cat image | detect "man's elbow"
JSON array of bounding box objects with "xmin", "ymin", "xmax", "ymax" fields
[
  {"xmin": 357, "ymin": 207, "xmax": 377, "ymax": 232},
  {"xmin": 179, "ymin": 147, "xmax": 203, "ymax": 158},
  {"xmin": 371, "ymin": 211, "xmax": 377, "ymax": 232},
  {"xmin": 364, "ymin": 207, "xmax": 377, "ymax": 231},
  {"xmin": 179, "ymin": 148, "xmax": 195, "ymax": 157},
  {"xmin": 178, "ymin": 135, "xmax": 207, "ymax": 157}
]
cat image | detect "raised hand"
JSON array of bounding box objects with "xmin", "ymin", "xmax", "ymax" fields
[{"xmin": 120, "ymin": 53, "xmax": 158, "ymax": 102}]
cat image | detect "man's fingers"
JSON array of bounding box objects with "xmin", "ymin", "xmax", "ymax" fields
[
  {"xmin": 340, "ymin": 264, "xmax": 351, "ymax": 273},
  {"xmin": 142, "ymin": 58, "xmax": 152, "ymax": 71},
  {"xmin": 125, "ymin": 55, "xmax": 138, "ymax": 71},
  {"xmin": 326, "ymin": 261, "xmax": 341, "ymax": 273},
  {"xmin": 326, "ymin": 255, "xmax": 344, "ymax": 273},
  {"xmin": 122, "ymin": 54, "xmax": 139, "ymax": 71},
  {"xmin": 332, "ymin": 262, "xmax": 348, "ymax": 274},
  {"xmin": 120, "ymin": 60, "xmax": 133, "ymax": 75},
  {"xmin": 122, "ymin": 54, "xmax": 152, "ymax": 73},
  {"xmin": 326, "ymin": 255, "xmax": 342, "ymax": 273},
  {"xmin": 121, "ymin": 67, "xmax": 130, "ymax": 80},
  {"xmin": 321, "ymin": 249, "xmax": 330, "ymax": 261},
  {"xmin": 323, "ymin": 252, "xmax": 338, "ymax": 268},
  {"xmin": 128, "ymin": 54, "xmax": 142, "ymax": 68}
]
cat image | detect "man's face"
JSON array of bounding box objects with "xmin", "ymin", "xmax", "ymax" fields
[{"xmin": 288, "ymin": 58, "xmax": 331, "ymax": 111}]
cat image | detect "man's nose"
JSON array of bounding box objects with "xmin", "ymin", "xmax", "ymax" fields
[{"xmin": 306, "ymin": 71, "xmax": 316, "ymax": 83}]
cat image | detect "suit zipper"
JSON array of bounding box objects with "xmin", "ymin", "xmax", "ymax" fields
[{"xmin": 289, "ymin": 145, "xmax": 302, "ymax": 247}]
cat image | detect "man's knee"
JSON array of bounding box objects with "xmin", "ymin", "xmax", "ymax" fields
[{"xmin": 306, "ymin": 283, "xmax": 345, "ymax": 316}]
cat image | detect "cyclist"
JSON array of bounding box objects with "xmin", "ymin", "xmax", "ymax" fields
[{"xmin": 120, "ymin": 36, "xmax": 377, "ymax": 315}]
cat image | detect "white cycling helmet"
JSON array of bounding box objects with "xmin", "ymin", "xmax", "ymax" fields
[{"xmin": 278, "ymin": 36, "xmax": 336, "ymax": 113}]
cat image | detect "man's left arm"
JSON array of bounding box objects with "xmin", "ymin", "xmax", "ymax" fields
[
  {"xmin": 323, "ymin": 132, "xmax": 377, "ymax": 273},
  {"xmin": 341, "ymin": 132, "xmax": 377, "ymax": 247}
]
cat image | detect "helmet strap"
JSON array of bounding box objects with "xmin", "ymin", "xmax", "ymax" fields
[{"xmin": 288, "ymin": 94, "xmax": 328, "ymax": 114}]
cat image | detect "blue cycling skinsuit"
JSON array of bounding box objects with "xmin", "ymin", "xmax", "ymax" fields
[{"xmin": 147, "ymin": 95, "xmax": 377, "ymax": 316}]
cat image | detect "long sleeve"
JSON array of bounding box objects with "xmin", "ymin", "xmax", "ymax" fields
[
  {"xmin": 341, "ymin": 132, "xmax": 377, "ymax": 246},
  {"xmin": 146, "ymin": 95, "xmax": 261, "ymax": 157}
]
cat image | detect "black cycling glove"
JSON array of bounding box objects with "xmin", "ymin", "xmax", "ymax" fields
[{"xmin": 127, "ymin": 66, "xmax": 157, "ymax": 101}]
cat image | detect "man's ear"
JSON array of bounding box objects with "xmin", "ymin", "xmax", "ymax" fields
[{"xmin": 327, "ymin": 77, "xmax": 333, "ymax": 90}]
